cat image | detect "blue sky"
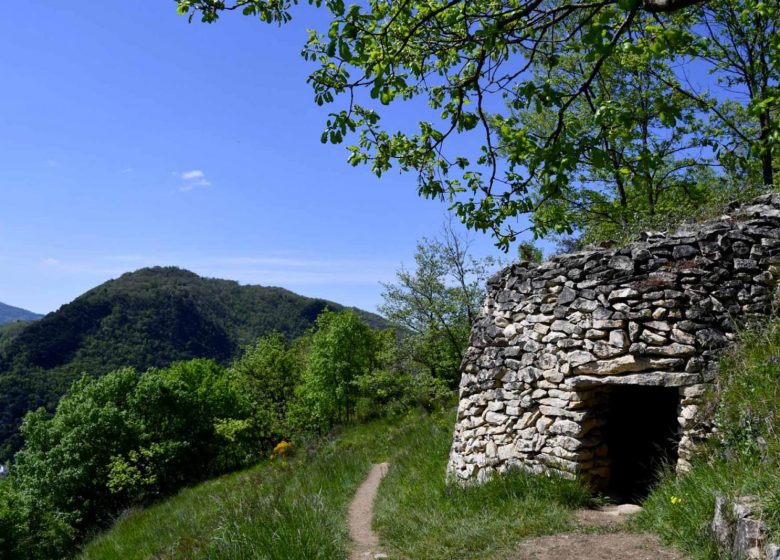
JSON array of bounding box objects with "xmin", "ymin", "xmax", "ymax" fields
[{"xmin": 0, "ymin": 2, "xmax": 508, "ymax": 315}]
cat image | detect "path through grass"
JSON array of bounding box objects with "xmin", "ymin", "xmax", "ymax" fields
[{"xmin": 81, "ymin": 410, "xmax": 591, "ymax": 560}]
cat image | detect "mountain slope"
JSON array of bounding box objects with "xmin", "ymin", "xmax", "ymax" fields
[
  {"xmin": 0, "ymin": 266, "xmax": 386, "ymax": 459},
  {"xmin": 0, "ymin": 302, "xmax": 42, "ymax": 325}
]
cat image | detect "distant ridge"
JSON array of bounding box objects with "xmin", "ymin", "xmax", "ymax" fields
[
  {"xmin": 0, "ymin": 301, "xmax": 42, "ymax": 325},
  {"xmin": 0, "ymin": 266, "xmax": 386, "ymax": 459}
]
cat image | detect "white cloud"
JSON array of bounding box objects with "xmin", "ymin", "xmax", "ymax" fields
[
  {"xmin": 177, "ymin": 169, "xmax": 211, "ymax": 191},
  {"xmin": 181, "ymin": 170, "xmax": 205, "ymax": 180},
  {"xmin": 120, "ymin": 167, "xmax": 134, "ymax": 174},
  {"xmin": 41, "ymin": 258, "xmax": 61, "ymax": 266}
]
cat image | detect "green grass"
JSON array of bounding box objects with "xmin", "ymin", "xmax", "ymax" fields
[
  {"xmin": 79, "ymin": 410, "xmax": 591, "ymax": 560},
  {"xmin": 634, "ymin": 319, "xmax": 780, "ymax": 559},
  {"xmin": 373, "ymin": 410, "xmax": 592, "ymax": 560},
  {"xmin": 78, "ymin": 417, "xmax": 400, "ymax": 560}
]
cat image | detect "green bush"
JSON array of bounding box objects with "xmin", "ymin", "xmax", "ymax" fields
[
  {"xmin": 229, "ymin": 332, "xmax": 302, "ymax": 449},
  {"xmin": 288, "ymin": 310, "xmax": 386, "ymax": 433},
  {"xmin": 0, "ymin": 359, "xmax": 259, "ymax": 558}
]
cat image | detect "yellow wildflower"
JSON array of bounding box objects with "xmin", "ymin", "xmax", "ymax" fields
[{"xmin": 270, "ymin": 440, "xmax": 293, "ymax": 459}]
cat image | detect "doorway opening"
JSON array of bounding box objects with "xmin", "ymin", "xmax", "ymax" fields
[{"xmin": 604, "ymin": 385, "xmax": 680, "ymax": 503}]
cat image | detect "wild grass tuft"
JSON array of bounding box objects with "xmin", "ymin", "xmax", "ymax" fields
[
  {"xmin": 635, "ymin": 318, "xmax": 780, "ymax": 558},
  {"xmin": 78, "ymin": 418, "xmax": 398, "ymax": 560},
  {"xmin": 80, "ymin": 410, "xmax": 592, "ymax": 560},
  {"xmin": 374, "ymin": 410, "xmax": 591, "ymax": 560}
]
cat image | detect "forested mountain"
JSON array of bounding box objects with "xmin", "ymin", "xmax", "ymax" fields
[
  {"xmin": 0, "ymin": 267, "xmax": 385, "ymax": 460},
  {"xmin": 0, "ymin": 302, "xmax": 42, "ymax": 325}
]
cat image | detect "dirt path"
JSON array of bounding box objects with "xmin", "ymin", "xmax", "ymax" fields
[
  {"xmin": 509, "ymin": 506, "xmax": 686, "ymax": 560},
  {"xmin": 348, "ymin": 463, "xmax": 389, "ymax": 560}
]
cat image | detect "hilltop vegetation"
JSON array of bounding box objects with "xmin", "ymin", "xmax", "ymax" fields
[
  {"xmin": 0, "ymin": 306, "xmax": 450, "ymax": 559},
  {"xmin": 0, "ymin": 266, "xmax": 385, "ymax": 460}
]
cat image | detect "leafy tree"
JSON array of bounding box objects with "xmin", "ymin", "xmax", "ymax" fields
[
  {"xmin": 380, "ymin": 224, "xmax": 500, "ymax": 387},
  {"xmin": 695, "ymin": 0, "xmax": 778, "ymax": 186},
  {"xmin": 177, "ymin": 0, "xmax": 777, "ymax": 249},
  {"xmin": 517, "ymin": 241, "xmax": 543, "ymax": 263},
  {"xmin": 288, "ymin": 310, "xmax": 383, "ymax": 432},
  {"xmin": 229, "ymin": 333, "xmax": 302, "ymax": 446},
  {"xmin": 0, "ymin": 359, "xmax": 256, "ymax": 558},
  {"xmin": 517, "ymin": 42, "xmax": 722, "ymax": 244}
]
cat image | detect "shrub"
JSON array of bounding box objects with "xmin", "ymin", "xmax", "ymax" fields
[{"xmin": 1, "ymin": 359, "xmax": 257, "ymax": 558}]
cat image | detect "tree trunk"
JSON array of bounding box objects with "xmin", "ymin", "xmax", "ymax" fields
[{"xmin": 759, "ymin": 110, "xmax": 775, "ymax": 186}]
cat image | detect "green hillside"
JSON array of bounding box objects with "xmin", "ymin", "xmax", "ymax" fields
[
  {"xmin": 0, "ymin": 302, "xmax": 42, "ymax": 325},
  {"xmin": 78, "ymin": 410, "xmax": 588, "ymax": 560},
  {"xmin": 0, "ymin": 266, "xmax": 385, "ymax": 460}
]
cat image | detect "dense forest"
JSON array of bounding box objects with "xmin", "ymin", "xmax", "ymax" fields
[{"xmin": 0, "ymin": 266, "xmax": 385, "ymax": 460}]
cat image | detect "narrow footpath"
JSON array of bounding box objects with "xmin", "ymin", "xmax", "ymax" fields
[{"xmin": 348, "ymin": 462, "xmax": 390, "ymax": 560}]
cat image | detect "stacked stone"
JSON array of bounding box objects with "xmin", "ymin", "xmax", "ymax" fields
[{"xmin": 447, "ymin": 193, "xmax": 780, "ymax": 486}]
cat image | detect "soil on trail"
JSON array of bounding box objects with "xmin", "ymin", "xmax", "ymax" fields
[
  {"xmin": 348, "ymin": 462, "xmax": 390, "ymax": 560},
  {"xmin": 509, "ymin": 506, "xmax": 686, "ymax": 560}
]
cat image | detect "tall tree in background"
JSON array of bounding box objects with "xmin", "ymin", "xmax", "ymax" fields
[
  {"xmin": 517, "ymin": 38, "xmax": 717, "ymax": 243},
  {"xmin": 229, "ymin": 333, "xmax": 301, "ymax": 445},
  {"xmin": 288, "ymin": 310, "xmax": 381, "ymax": 431},
  {"xmin": 178, "ymin": 0, "xmax": 777, "ymax": 248},
  {"xmin": 696, "ymin": 0, "xmax": 778, "ymax": 186},
  {"xmin": 380, "ymin": 223, "xmax": 500, "ymax": 386}
]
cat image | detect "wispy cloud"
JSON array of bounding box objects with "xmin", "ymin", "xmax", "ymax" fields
[
  {"xmin": 41, "ymin": 258, "xmax": 61, "ymax": 267},
  {"xmin": 177, "ymin": 169, "xmax": 211, "ymax": 191},
  {"xmin": 181, "ymin": 170, "xmax": 204, "ymax": 180},
  {"xmin": 120, "ymin": 167, "xmax": 134, "ymax": 174}
]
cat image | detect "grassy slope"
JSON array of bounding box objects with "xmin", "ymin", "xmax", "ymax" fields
[
  {"xmin": 374, "ymin": 412, "xmax": 591, "ymax": 560},
  {"xmin": 80, "ymin": 410, "xmax": 590, "ymax": 560},
  {"xmin": 634, "ymin": 320, "xmax": 780, "ymax": 559}
]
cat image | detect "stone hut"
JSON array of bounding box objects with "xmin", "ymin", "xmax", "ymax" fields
[{"xmin": 447, "ymin": 194, "xmax": 780, "ymax": 501}]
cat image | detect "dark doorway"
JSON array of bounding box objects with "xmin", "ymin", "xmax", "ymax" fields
[{"xmin": 605, "ymin": 385, "xmax": 680, "ymax": 503}]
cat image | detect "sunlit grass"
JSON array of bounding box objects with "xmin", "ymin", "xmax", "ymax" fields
[
  {"xmin": 635, "ymin": 319, "xmax": 780, "ymax": 558},
  {"xmin": 80, "ymin": 410, "xmax": 592, "ymax": 560},
  {"xmin": 373, "ymin": 411, "xmax": 592, "ymax": 560}
]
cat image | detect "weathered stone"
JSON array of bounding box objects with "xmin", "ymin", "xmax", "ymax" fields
[
  {"xmin": 765, "ymin": 544, "xmax": 780, "ymax": 560},
  {"xmin": 673, "ymin": 245, "xmax": 699, "ymax": 259},
  {"xmin": 447, "ymin": 194, "xmax": 780, "ymax": 487},
  {"xmin": 593, "ymin": 341, "xmax": 626, "ymax": 359},
  {"xmin": 585, "ymin": 328, "xmax": 607, "ymax": 339},
  {"xmin": 645, "ymin": 320, "xmax": 672, "ymax": 332},
  {"xmin": 575, "ymin": 355, "xmax": 682, "ymax": 375},
  {"xmin": 567, "ymin": 350, "xmax": 596, "ymax": 367},
  {"xmin": 558, "ymin": 286, "xmax": 577, "ymax": 305},
  {"xmin": 645, "ymin": 343, "xmax": 696, "ymax": 357},
  {"xmin": 640, "ymin": 329, "xmax": 668, "ymax": 345},
  {"xmin": 609, "ymin": 330, "xmax": 630, "ymax": 348},
  {"xmin": 565, "ymin": 371, "xmax": 701, "ymax": 388},
  {"xmin": 485, "ymin": 411, "xmax": 507, "ymax": 424},
  {"xmin": 733, "ymin": 498, "xmax": 766, "ymax": 560},
  {"xmin": 609, "ymin": 287, "xmax": 640, "ymax": 301},
  {"xmin": 592, "ymin": 318, "xmax": 626, "ymax": 330},
  {"xmin": 571, "ymin": 298, "xmax": 599, "ymax": 312},
  {"xmin": 609, "ymin": 255, "xmax": 634, "ymax": 272},
  {"xmin": 712, "ymin": 495, "xmax": 732, "ymax": 550}
]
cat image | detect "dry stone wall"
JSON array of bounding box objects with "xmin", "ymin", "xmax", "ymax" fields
[{"xmin": 447, "ymin": 194, "xmax": 780, "ymax": 489}]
